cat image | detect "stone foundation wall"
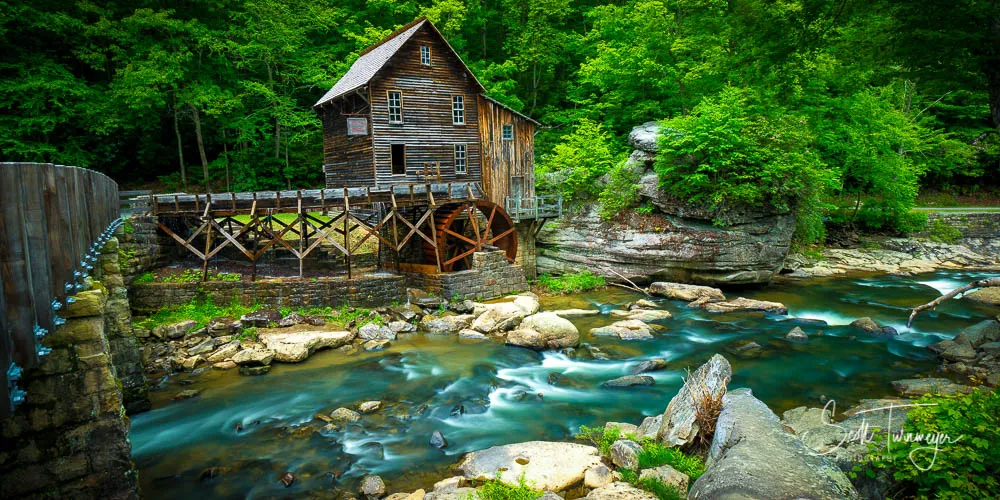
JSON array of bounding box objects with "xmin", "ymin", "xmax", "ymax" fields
[
  {"xmin": 129, "ymin": 274, "xmax": 406, "ymax": 315},
  {"xmin": 117, "ymin": 215, "xmax": 171, "ymax": 285},
  {"xmin": 0, "ymin": 275, "xmax": 139, "ymax": 498},
  {"xmin": 405, "ymin": 250, "xmax": 528, "ymax": 300},
  {"xmin": 923, "ymin": 211, "xmax": 1000, "ymax": 257},
  {"xmin": 515, "ymin": 221, "xmax": 539, "ymax": 280}
]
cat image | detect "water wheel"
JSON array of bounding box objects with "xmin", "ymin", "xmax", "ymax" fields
[{"xmin": 423, "ymin": 200, "xmax": 517, "ymax": 272}]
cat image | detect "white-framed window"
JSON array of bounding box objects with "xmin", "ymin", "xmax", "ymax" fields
[
  {"xmin": 452, "ymin": 95, "xmax": 465, "ymax": 125},
  {"xmin": 454, "ymin": 144, "xmax": 467, "ymax": 174},
  {"xmin": 387, "ymin": 91, "xmax": 403, "ymax": 124},
  {"xmin": 502, "ymin": 124, "xmax": 513, "ymax": 140},
  {"xmin": 420, "ymin": 45, "xmax": 431, "ymax": 66}
]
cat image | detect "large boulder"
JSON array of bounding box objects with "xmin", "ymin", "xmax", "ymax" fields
[
  {"xmin": 457, "ymin": 441, "xmax": 602, "ymax": 491},
  {"xmin": 609, "ymin": 439, "xmax": 642, "ymax": 471},
  {"xmin": 602, "ymin": 375, "xmax": 655, "ymax": 388},
  {"xmin": 537, "ymin": 202, "xmax": 794, "ymax": 286},
  {"xmin": 965, "ymin": 287, "xmax": 1000, "ymax": 306},
  {"xmin": 420, "ymin": 314, "xmax": 476, "ymax": 334},
  {"xmin": 610, "ymin": 309, "xmax": 673, "ymax": 322},
  {"xmin": 648, "ymin": 282, "xmax": 726, "ymax": 303},
  {"xmin": 359, "ymin": 322, "xmax": 396, "ymax": 341},
  {"xmin": 585, "ymin": 482, "xmax": 657, "ymax": 499},
  {"xmin": 231, "ymin": 348, "xmax": 275, "ymax": 367},
  {"xmin": 470, "ymin": 308, "xmax": 523, "ymax": 335},
  {"xmin": 259, "ymin": 330, "xmax": 355, "ymax": 363},
  {"xmin": 505, "ymin": 312, "xmax": 580, "ymax": 350},
  {"xmin": 628, "ymin": 121, "xmax": 662, "ymax": 152},
  {"xmin": 689, "ymin": 388, "xmax": 858, "ymax": 499},
  {"xmin": 891, "ymin": 378, "xmax": 974, "ymax": 397},
  {"xmin": 657, "ymin": 354, "xmax": 731, "ymax": 446}
]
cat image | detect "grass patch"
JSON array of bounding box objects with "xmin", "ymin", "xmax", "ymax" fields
[
  {"xmin": 617, "ymin": 470, "xmax": 684, "ymax": 500},
  {"xmin": 926, "ymin": 219, "xmax": 962, "ymax": 244},
  {"xmin": 577, "ymin": 424, "xmax": 629, "ymax": 456},
  {"xmin": 137, "ymin": 297, "xmax": 260, "ymax": 330},
  {"xmin": 473, "ymin": 471, "xmax": 543, "ymax": 500},
  {"xmin": 130, "ymin": 269, "xmax": 242, "ymax": 284},
  {"xmin": 279, "ymin": 304, "xmax": 384, "ymax": 327},
  {"xmin": 535, "ymin": 271, "xmax": 606, "ymax": 294},
  {"xmin": 133, "ymin": 271, "xmax": 155, "ymax": 284},
  {"xmin": 636, "ymin": 439, "xmax": 706, "ymax": 480}
]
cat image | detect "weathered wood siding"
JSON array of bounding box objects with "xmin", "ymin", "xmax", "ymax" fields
[
  {"xmin": 478, "ymin": 96, "xmax": 536, "ymax": 206},
  {"xmin": 320, "ymin": 97, "xmax": 374, "ymax": 187},
  {"xmin": 369, "ymin": 25, "xmax": 482, "ymax": 186}
]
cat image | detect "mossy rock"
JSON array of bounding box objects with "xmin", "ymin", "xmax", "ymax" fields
[
  {"xmin": 966, "ymin": 287, "xmax": 1000, "ymax": 306},
  {"xmin": 64, "ymin": 290, "xmax": 106, "ymax": 318}
]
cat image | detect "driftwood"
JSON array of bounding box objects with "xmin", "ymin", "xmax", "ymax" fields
[
  {"xmin": 907, "ymin": 277, "xmax": 1000, "ymax": 327},
  {"xmin": 607, "ymin": 268, "xmax": 650, "ymax": 296}
]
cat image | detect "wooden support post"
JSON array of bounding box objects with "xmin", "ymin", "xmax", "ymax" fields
[
  {"xmin": 297, "ymin": 191, "xmax": 304, "ymax": 278},
  {"xmin": 390, "ymin": 192, "xmax": 400, "ymax": 274},
  {"xmin": 428, "ymin": 207, "xmax": 442, "ymax": 274},
  {"xmin": 251, "ymin": 194, "xmax": 258, "ymax": 281},
  {"xmin": 343, "ymin": 187, "xmax": 351, "ymax": 279}
]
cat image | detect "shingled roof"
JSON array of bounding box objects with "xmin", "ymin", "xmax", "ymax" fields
[{"xmin": 314, "ymin": 17, "xmax": 484, "ymax": 108}]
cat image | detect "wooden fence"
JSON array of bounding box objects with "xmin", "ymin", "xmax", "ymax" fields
[{"xmin": 0, "ymin": 163, "xmax": 120, "ymax": 417}]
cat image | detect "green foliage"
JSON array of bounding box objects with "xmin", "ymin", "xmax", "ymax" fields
[
  {"xmin": 926, "ymin": 219, "xmax": 963, "ymax": 244},
  {"xmin": 585, "ymin": 426, "xmax": 703, "ymax": 500},
  {"xmin": 536, "ymin": 272, "xmax": 606, "ymax": 295},
  {"xmin": 869, "ymin": 389, "xmax": 1000, "ymax": 499},
  {"xmin": 137, "ymin": 297, "xmax": 259, "ymax": 330},
  {"xmin": 235, "ymin": 326, "xmax": 259, "ymax": 342},
  {"xmin": 635, "ymin": 439, "xmax": 706, "ymax": 481},
  {"xmin": 537, "ymin": 119, "xmax": 621, "ymax": 204},
  {"xmin": 474, "ymin": 471, "xmax": 543, "ymax": 500},
  {"xmin": 599, "ymin": 159, "xmax": 643, "ymax": 220},
  {"xmin": 122, "ymin": 218, "xmax": 134, "ymax": 234},
  {"xmin": 133, "ymin": 272, "xmax": 155, "ymax": 284},
  {"xmin": 152, "ymin": 269, "xmax": 242, "ymax": 283},
  {"xmin": 576, "ymin": 425, "xmax": 623, "ymax": 456},
  {"xmin": 118, "ymin": 247, "xmax": 136, "ymax": 266},
  {"xmin": 655, "ymin": 87, "xmax": 837, "ymax": 242},
  {"xmin": 616, "ymin": 470, "xmax": 684, "ymax": 500}
]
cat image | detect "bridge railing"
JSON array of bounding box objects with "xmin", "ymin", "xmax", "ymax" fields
[
  {"xmin": 0, "ymin": 163, "xmax": 121, "ymax": 417},
  {"xmin": 505, "ymin": 194, "xmax": 563, "ymax": 222}
]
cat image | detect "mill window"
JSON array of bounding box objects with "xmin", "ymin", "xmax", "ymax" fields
[
  {"xmin": 420, "ymin": 45, "xmax": 431, "ymax": 66},
  {"xmin": 391, "ymin": 144, "xmax": 406, "ymax": 175},
  {"xmin": 454, "ymin": 144, "xmax": 467, "ymax": 174},
  {"xmin": 502, "ymin": 124, "xmax": 513, "ymax": 141},
  {"xmin": 387, "ymin": 91, "xmax": 403, "ymax": 124},
  {"xmin": 452, "ymin": 95, "xmax": 465, "ymax": 125}
]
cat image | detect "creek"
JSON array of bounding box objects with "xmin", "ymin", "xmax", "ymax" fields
[{"xmin": 130, "ymin": 270, "xmax": 997, "ymax": 498}]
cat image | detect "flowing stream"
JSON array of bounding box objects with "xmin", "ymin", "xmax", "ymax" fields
[{"xmin": 130, "ymin": 270, "xmax": 998, "ymax": 498}]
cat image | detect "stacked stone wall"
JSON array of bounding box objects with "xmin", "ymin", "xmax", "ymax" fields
[
  {"xmin": 923, "ymin": 211, "xmax": 1000, "ymax": 256},
  {"xmin": 129, "ymin": 274, "xmax": 406, "ymax": 315},
  {"xmin": 117, "ymin": 215, "xmax": 171, "ymax": 285},
  {"xmin": 515, "ymin": 221, "xmax": 539, "ymax": 280},
  {"xmin": 405, "ymin": 250, "xmax": 528, "ymax": 300},
  {"xmin": 0, "ymin": 256, "xmax": 139, "ymax": 498}
]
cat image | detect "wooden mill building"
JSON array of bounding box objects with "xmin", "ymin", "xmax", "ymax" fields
[{"xmin": 313, "ymin": 17, "xmax": 560, "ymax": 276}]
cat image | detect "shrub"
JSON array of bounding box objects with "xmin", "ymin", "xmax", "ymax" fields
[
  {"xmin": 536, "ymin": 271, "xmax": 606, "ymax": 294},
  {"xmin": 927, "ymin": 219, "xmax": 962, "ymax": 244},
  {"xmin": 599, "ymin": 158, "xmax": 643, "ymax": 220},
  {"xmin": 137, "ymin": 297, "xmax": 260, "ymax": 330},
  {"xmin": 133, "ymin": 271, "xmax": 154, "ymax": 284},
  {"xmin": 685, "ymin": 368, "xmax": 727, "ymax": 447},
  {"xmin": 474, "ymin": 471, "xmax": 543, "ymax": 500},
  {"xmin": 537, "ymin": 119, "xmax": 620, "ymax": 204},
  {"xmin": 869, "ymin": 388, "xmax": 999, "ymax": 499},
  {"xmin": 576, "ymin": 424, "xmax": 625, "ymax": 456}
]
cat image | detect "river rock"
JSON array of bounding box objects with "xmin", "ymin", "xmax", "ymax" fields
[
  {"xmin": 585, "ymin": 482, "xmax": 657, "ymax": 499},
  {"xmin": 609, "ymin": 439, "xmax": 642, "ymax": 471},
  {"xmin": 610, "ymin": 309, "xmax": 673, "ymax": 322},
  {"xmin": 278, "ymin": 312, "xmax": 306, "ymax": 327},
  {"xmin": 231, "ymin": 348, "xmax": 274, "ymax": 366},
  {"xmin": 590, "ymin": 319, "xmax": 658, "ymax": 340},
  {"xmin": 689, "ymin": 388, "xmax": 857, "ymax": 499},
  {"xmin": 552, "ymin": 308, "xmax": 601, "ymax": 318},
  {"xmin": 786, "ymin": 327, "xmax": 808, "ymax": 341},
  {"xmin": 239, "ymin": 365, "xmax": 270, "ymax": 376},
  {"xmin": 537, "ymin": 203, "xmax": 794, "ymax": 285},
  {"xmin": 359, "ymin": 401, "xmax": 382, "ymax": 413},
  {"xmin": 648, "ymin": 282, "xmax": 726, "ymax": 302},
  {"xmin": 173, "ymin": 389, "xmax": 201, "ymax": 400},
  {"xmin": 584, "ymin": 464, "xmax": 614, "ymax": 488},
  {"xmin": 420, "ymin": 314, "xmax": 475, "ymax": 334},
  {"xmin": 702, "ymin": 297, "xmax": 788, "ymax": 314},
  {"xmin": 957, "ymin": 318, "xmax": 1000, "ymax": 346},
  {"xmin": 506, "ymin": 312, "xmax": 580, "ymax": 350},
  {"xmin": 208, "ymin": 317, "xmax": 239, "ymax": 336},
  {"xmin": 330, "ymin": 407, "xmax": 361, "ymax": 424},
  {"xmin": 605, "ymin": 421, "xmax": 639, "ymax": 435},
  {"xmin": 206, "ymin": 342, "xmax": 239, "ymax": 363},
  {"xmin": 602, "ymin": 375, "xmax": 654, "ymax": 388},
  {"xmin": 240, "ymin": 310, "xmax": 281, "ymax": 328},
  {"xmin": 631, "ymin": 358, "xmax": 669, "ymax": 374},
  {"xmin": 469, "ymin": 308, "xmax": 522, "ymax": 334},
  {"xmin": 966, "ymin": 287, "xmax": 1000, "ymax": 306},
  {"xmin": 636, "ymin": 414, "xmax": 662, "ymax": 439},
  {"xmin": 850, "ymin": 317, "xmax": 883, "ymax": 334},
  {"xmin": 213, "ymin": 360, "xmax": 237, "ymax": 370},
  {"xmin": 639, "ymin": 464, "xmax": 688, "ymax": 491},
  {"xmin": 364, "ymin": 339, "xmax": 390, "ymax": 351},
  {"xmin": 260, "ymin": 330, "xmax": 355, "ymax": 362},
  {"xmin": 361, "ymin": 475, "xmax": 386, "ymax": 498},
  {"xmin": 628, "ymin": 121, "xmax": 662, "ymax": 152},
  {"xmin": 458, "ymin": 329, "xmax": 488, "ymax": 340},
  {"xmin": 388, "ymin": 320, "xmax": 417, "ymax": 334},
  {"xmin": 657, "ymin": 354, "xmax": 731, "ymax": 446},
  {"xmin": 457, "ymin": 441, "xmax": 602, "ymax": 491},
  {"xmin": 891, "ymin": 378, "xmax": 974, "ymax": 397},
  {"xmin": 430, "ymin": 430, "xmax": 448, "ymax": 449},
  {"xmin": 153, "ymin": 320, "xmax": 198, "ymax": 339},
  {"xmin": 359, "ymin": 322, "xmax": 396, "ymax": 341},
  {"xmin": 187, "ymin": 337, "xmax": 216, "ymax": 355}
]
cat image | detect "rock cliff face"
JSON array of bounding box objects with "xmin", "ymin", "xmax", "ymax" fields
[
  {"xmin": 538, "ymin": 129, "xmax": 794, "ymax": 284},
  {"xmin": 536, "ymin": 121, "xmax": 795, "ymax": 285}
]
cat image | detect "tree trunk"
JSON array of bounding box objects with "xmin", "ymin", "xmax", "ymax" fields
[
  {"xmin": 189, "ymin": 103, "xmax": 210, "ymax": 193},
  {"xmin": 285, "ymin": 140, "xmax": 291, "ymax": 190},
  {"xmin": 173, "ymin": 104, "xmax": 187, "ymax": 188}
]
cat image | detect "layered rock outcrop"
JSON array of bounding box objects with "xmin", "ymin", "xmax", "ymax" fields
[{"xmin": 536, "ymin": 122, "xmax": 795, "ymax": 285}]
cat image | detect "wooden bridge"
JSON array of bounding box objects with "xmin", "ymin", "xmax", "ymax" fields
[
  {"xmin": 143, "ymin": 181, "xmax": 521, "ymax": 279},
  {"xmin": 1, "ymin": 163, "xmax": 122, "ymax": 417}
]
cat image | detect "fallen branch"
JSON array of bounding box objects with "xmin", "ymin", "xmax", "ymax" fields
[
  {"xmin": 907, "ymin": 277, "xmax": 1000, "ymax": 327},
  {"xmin": 607, "ymin": 268, "xmax": 650, "ymax": 296}
]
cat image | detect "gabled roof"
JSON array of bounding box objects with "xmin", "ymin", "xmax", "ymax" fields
[
  {"xmin": 482, "ymin": 95, "xmax": 542, "ymax": 126},
  {"xmin": 314, "ymin": 17, "xmax": 484, "ymax": 108}
]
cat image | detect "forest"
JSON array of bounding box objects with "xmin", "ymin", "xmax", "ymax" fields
[{"xmin": 2, "ymin": 0, "xmax": 998, "ymax": 242}]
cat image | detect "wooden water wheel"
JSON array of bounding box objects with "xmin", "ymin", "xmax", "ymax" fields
[{"xmin": 423, "ymin": 200, "xmax": 517, "ymax": 272}]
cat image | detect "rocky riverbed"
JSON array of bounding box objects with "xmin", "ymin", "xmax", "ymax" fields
[{"xmin": 129, "ymin": 270, "xmax": 997, "ymax": 498}]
